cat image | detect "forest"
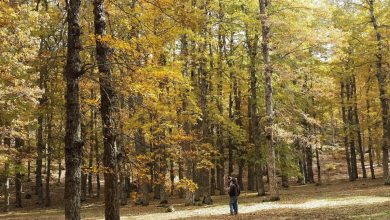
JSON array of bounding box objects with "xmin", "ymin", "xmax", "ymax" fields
[{"xmin": 0, "ymin": 0, "xmax": 389, "ymax": 219}]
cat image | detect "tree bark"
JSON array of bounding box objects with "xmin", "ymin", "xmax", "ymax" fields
[
  {"xmin": 132, "ymin": 95, "xmax": 149, "ymax": 206},
  {"xmin": 94, "ymin": 0, "xmax": 120, "ymax": 218},
  {"xmin": 15, "ymin": 138, "xmax": 23, "ymax": 208},
  {"xmin": 260, "ymin": 0, "xmax": 279, "ymax": 201},
  {"xmin": 27, "ymin": 136, "xmax": 32, "ymax": 182},
  {"xmin": 3, "ymin": 137, "xmax": 10, "ymax": 212},
  {"xmin": 368, "ymin": 0, "xmax": 390, "ymax": 185},
  {"xmin": 135, "ymin": 128, "xmax": 150, "ymax": 205},
  {"xmin": 159, "ymin": 156, "xmax": 169, "ymax": 204},
  {"xmin": 341, "ymin": 81, "xmax": 352, "ymax": 180},
  {"xmin": 170, "ymin": 159, "xmax": 175, "ymax": 196},
  {"xmin": 210, "ymin": 163, "xmax": 216, "ymax": 196},
  {"xmin": 94, "ymin": 107, "xmax": 101, "ymax": 197},
  {"xmin": 216, "ymin": 0, "xmax": 225, "ymax": 196},
  {"xmin": 88, "ymin": 99, "xmax": 94, "ymax": 197},
  {"xmin": 194, "ymin": 0, "xmax": 212, "ymax": 205},
  {"xmin": 35, "ymin": 100, "xmax": 44, "ymax": 205},
  {"xmin": 35, "ymin": 26, "xmax": 49, "ymax": 206},
  {"xmin": 316, "ymin": 148, "xmax": 321, "ymax": 185},
  {"xmin": 118, "ymin": 97, "xmax": 127, "ymax": 206},
  {"xmin": 347, "ymin": 79, "xmax": 358, "ymax": 180},
  {"xmin": 366, "ymin": 80, "xmax": 375, "ymax": 179},
  {"xmin": 280, "ymin": 146, "xmax": 289, "ymax": 188},
  {"xmin": 64, "ymin": 0, "xmax": 84, "ymax": 219},
  {"xmin": 352, "ymin": 75, "xmax": 366, "ymax": 178},
  {"xmin": 58, "ymin": 160, "xmax": 62, "ymax": 185},
  {"xmin": 81, "ymin": 172, "xmax": 87, "ymax": 202},
  {"xmin": 245, "ymin": 27, "xmax": 259, "ymax": 192},
  {"xmin": 45, "ymin": 113, "xmax": 53, "ymax": 206},
  {"xmin": 306, "ymin": 146, "xmax": 315, "ymax": 183}
]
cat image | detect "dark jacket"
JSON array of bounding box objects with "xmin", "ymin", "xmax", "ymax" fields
[{"xmin": 229, "ymin": 178, "xmax": 240, "ymax": 197}]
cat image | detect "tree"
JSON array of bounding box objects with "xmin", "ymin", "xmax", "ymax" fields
[
  {"xmin": 259, "ymin": 0, "xmax": 279, "ymax": 201},
  {"xmin": 366, "ymin": 0, "xmax": 390, "ymax": 185},
  {"xmin": 94, "ymin": 0, "xmax": 120, "ymax": 218},
  {"xmin": 64, "ymin": 0, "xmax": 84, "ymax": 219}
]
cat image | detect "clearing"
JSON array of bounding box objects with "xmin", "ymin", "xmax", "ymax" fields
[{"xmin": 1, "ymin": 177, "xmax": 389, "ymax": 219}]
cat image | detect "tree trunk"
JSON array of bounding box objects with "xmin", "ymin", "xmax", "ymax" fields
[
  {"xmin": 210, "ymin": 164, "xmax": 216, "ymax": 196},
  {"xmin": 45, "ymin": 113, "xmax": 53, "ymax": 206},
  {"xmin": 366, "ymin": 82, "xmax": 375, "ymax": 179},
  {"xmin": 15, "ymin": 138, "xmax": 23, "ymax": 208},
  {"xmin": 170, "ymin": 159, "xmax": 175, "ymax": 196},
  {"xmin": 260, "ymin": 0, "xmax": 279, "ymax": 201},
  {"xmin": 228, "ymin": 140, "xmax": 233, "ymax": 176},
  {"xmin": 298, "ymin": 158, "xmax": 306, "ymax": 185},
  {"xmin": 3, "ymin": 138, "xmax": 10, "ymax": 212},
  {"xmin": 4, "ymin": 170, "xmax": 9, "ymax": 211},
  {"xmin": 194, "ymin": 0, "xmax": 212, "ymax": 205},
  {"xmin": 245, "ymin": 31, "xmax": 259, "ymax": 192},
  {"xmin": 153, "ymin": 159, "xmax": 161, "ymax": 200},
  {"xmin": 368, "ymin": 0, "xmax": 390, "ymax": 185},
  {"xmin": 297, "ymin": 140, "xmax": 306, "ymax": 185},
  {"xmin": 64, "ymin": 0, "xmax": 84, "ymax": 220},
  {"xmin": 81, "ymin": 122, "xmax": 87, "ymax": 202},
  {"xmin": 88, "ymin": 100, "xmax": 94, "ymax": 197},
  {"xmin": 347, "ymin": 79, "xmax": 358, "ymax": 180},
  {"xmin": 135, "ymin": 128, "xmax": 149, "ymax": 205},
  {"xmin": 232, "ymin": 49, "xmax": 243, "ymax": 189},
  {"xmin": 36, "ymin": 107, "xmax": 44, "ymax": 205},
  {"xmin": 316, "ymin": 148, "xmax": 321, "ymax": 185},
  {"xmin": 159, "ymin": 157, "xmax": 169, "ymax": 204},
  {"xmin": 119, "ymin": 173, "xmax": 128, "ymax": 206},
  {"xmin": 58, "ymin": 160, "xmax": 62, "ymax": 185},
  {"xmin": 35, "ymin": 27, "xmax": 49, "ymax": 207},
  {"xmin": 179, "ymin": 34, "xmax": 189, "ymax": 199},
  {"xmin": 27, "ymin": 160, "xmax": 31, "ymax": 182},
  {"xmin": 281, "ymin": 174, "xmax": 289, "ymax": 189},
  {"xmin": 178, "ymin": 156, "xmax": 184, "ymax": 198},
  {"xmin": 133, "ymin": 95, "xmax": 149, "ymax": 206},
  {"xmin": 27, "ymin": 137, "xmax": 31, "ymax": 182},
  {"xmin": 118, "ymin": 97, "xmax": 128, "ymax": 206},
  {"xmin": 94, "ymin": 108, "xmax": 101, "ymax": 197},
  {"xmin": 237, "ymin": 159, "xmax": 244, "ymax": 190},
  {"xmin": 352, "ymin": 75, "xmax": 367, "ymax": 178},
  {"xmin": 64, "ymin": 0, "xmax": 84, "ymax": 219},
  {"xmin": 280, "ymin": 147, "xmax": 289, "ymax": 189},
  {"xmin": 341, "ymin": 81, "xmax": 352, "ymax": 180},
  {"xmin": 196, "ymin": 63, "xmax": 212, "ymax": 204},
  {"xmin": 94, "ymin": 0, "xmax": 120, "ymax": 218},
  {"xmin": 216, "ymin": 0, "xmax": 225, "ymax": 196},
  {"xmin": 306, "ymin": 146, "xmax": 315, "ymax": 183},
  {"xmin": 81, "ymin": 172, "xmax": 87, "ymax": 202}
]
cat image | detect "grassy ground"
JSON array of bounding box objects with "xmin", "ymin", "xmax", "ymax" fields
[{"xmin": 0, "ymin": 176, "xmax": 389, "ymax": 219}]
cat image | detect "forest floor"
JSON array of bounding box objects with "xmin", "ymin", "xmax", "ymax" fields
[{"xmin": 0, "ymin": 176, "xmax": 389, "ymax": 219}]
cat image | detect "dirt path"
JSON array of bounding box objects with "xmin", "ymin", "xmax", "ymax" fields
[{"xmin": 124, "ymin": 196, "xmax": 390, "ymax": 220}]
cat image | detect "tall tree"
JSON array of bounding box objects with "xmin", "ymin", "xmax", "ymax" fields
[
  {"xmin": 259, "ymin": 0, "xmax": 279, "ymax": 201},
  {"xmin": 64, "ymin": 0, "xmax": 84, "ymax": 218},
  {"xmin": 94, "ymin": 0, "xmax": 120, "ymax": 218},
  {"xmin": 367, "ymin": 0, "xmax": 390, "ymax": 185}
]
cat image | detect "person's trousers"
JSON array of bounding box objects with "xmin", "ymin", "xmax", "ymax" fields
[{"xmin": 229, "ymin": 196, "xmax": 238, "ymax": 214}]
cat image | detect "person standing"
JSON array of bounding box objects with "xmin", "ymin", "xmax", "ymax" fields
[{"xmin": 228, "ymin": 176, "xmax": 240, "ymax": 215}]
